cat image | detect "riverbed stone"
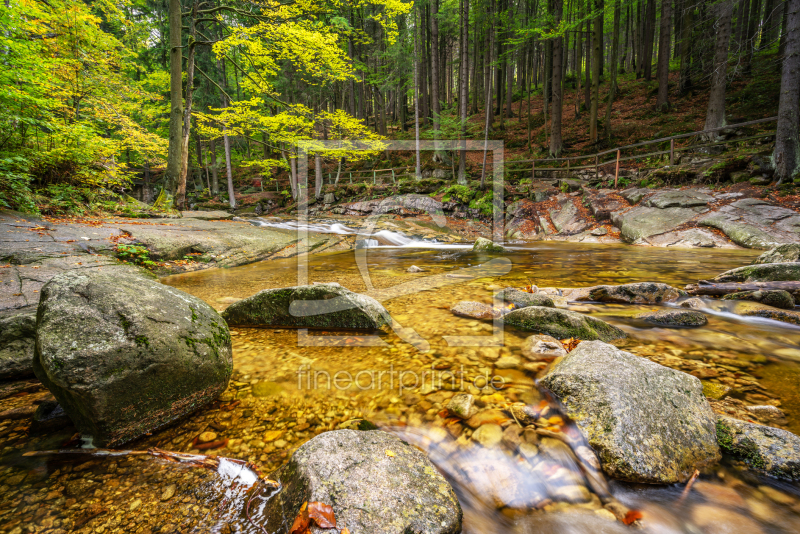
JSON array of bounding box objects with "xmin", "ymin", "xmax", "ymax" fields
[
  {"xmin": 636, "ymin": 309, "xmax": 708, "ymax": 327},
  {"xmin": 446, "ymin": 393, "xmax": 477, "ymax": 419},
  {"xmin": 713, "ymin": 262, "xmax": 800, "ymax": 283},
  {"xmin": 262, "ymin": 429, "xmax": 462, "ymax": 534},
  {"xmin": 450, "ymin": 301, "xmax": 498, "ymax": 320},
  {"xmin": 721, "ymin": 290, "xmax": 795, "ymax": 309},
  {"xmin": 698, "ymin": 198, "xmax": 800, "ymax": 249},
  {"xmin": 644, "ymin": 189, "xmax": 713, "ymax": 209},
  {"xmin": 754, "ymin": 243, "xmax": 800, "ymax": 264},
  {"xmin": 733, "ymin": 302, "xmax": 800, "ymax": 326},
  {"xmin": 495, "ymin": 288, "xmax": 555, "ymax": 309},
  {"xmin": 540, "ymin": 341, "xmax": 720, "ymax": 483},
  {"xmin": 0, "ymin": 306, "xmax": 36, "ymax": 380},
  {"xmin": 612, "ymin": 205, "xmax": 705, "ymax": 243},
  {"xmin": 716, "ymin": 416, "xmax": 800, "ymax": 481},
  {"xmin": 520, "ymin": 334, "xmax": 568, "ymax": 361},
  {"xmin": 502, "ymin": 307, "xmax": 626, "ymax": 342},
  {"xmin": 473, "ymin": 237, "xmax": 506, "ymax": 252},
  {"xmin": 573, "ymin": 282, "xmax": 684, "ymax": 304},
  {"xmin": 33, "ymin": 268, "xmax": 233, "ymax": 447},
  {"xmin": 221, "ymin": 283, "xmax": 390, "ymax": 329}
]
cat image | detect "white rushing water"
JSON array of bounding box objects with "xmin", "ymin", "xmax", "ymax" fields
[{"xmin": 247, "ymin": 217, "xmax": 473, "ymax": 249}]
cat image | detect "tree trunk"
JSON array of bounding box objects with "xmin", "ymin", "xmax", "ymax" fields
[
  {"xmin": 414, "ymin": 5, "xmax": 422, "ymax": 180},
  {"xmin": 177, "ymin": 0, "xmax": 198, "ymax": 210},
  {"xmin": 550, "ymin": 0, "xmax": 564, "ymax": 156},
  {"xmin": 482, "ymin": 0, "xmax": 495, "ymax": 188},
  {"xmin": 458, "ymin": 0, "xmax": 470, "ymax": 184},
  {"xmin": 584, "ymin": 0, "xmax": 592, "ymax": 110},
  {"xmin": 209, "ymin": 138, "xmax": 219, "ymax": 196},
  {"xmin": 165, "ymin": 0, "xmax": 183, "ymax": 201},
  {"xmin": 218, "ymin": 58, "xmax": 236, "ymax": 208},
  {"xmin": 314, "ymin": 154, "xmax": 323, "ymax": 198},
  {"xmin": 679, "ymin": 2, "xmax": 694, "ymax": 94},
  {"xmin": 431, "ymin": 0, "xmax": 441, "ymax": 125},
  {"xmin": 656, "ymin": 0, "xmax": 672, "ymax": 110},
  {"xmin": 743, "ymin": 0, "xmax": 761, "ymax": 74},
  {"xmin": 604, "ymin": 0, "xmax": 622, "ymax": 138},
  {"xmin": 773, "ymin": 0, "xmax": 800, "ymax": 184},
  {"xmin": 589, "ymin": 0, "xmax": 603, "ymax": 142},
  {"xmin": 643, "ymin": 0, "xmax": 657, "ymax": 80},
  {"xmin": 704, "ymin": 0, "xmax": 734, "ymax": 139}
]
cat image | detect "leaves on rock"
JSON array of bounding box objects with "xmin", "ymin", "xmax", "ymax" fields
[{"xmin": 290, "ymin": 501, "xmax": 337, "ymax": 533}]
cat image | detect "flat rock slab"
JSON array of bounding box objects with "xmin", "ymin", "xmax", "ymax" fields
[
  {"xmin": 180, "ymin": 210, "xmax": 234, "ymax": 220},
  {"xmin": 636, "ymin": 309, "xmax": 708, "ymax": 327},
  {"xmin": 612, "ymin": 206, "xmax": 705, "ymax": 243},
  {"xmin": 549, "ymin": 198, "xmax": 592, "ymax": 235},
  {"xmin": 221, "ymin": 283, "xmax": 390, "ymax": 329},
  {"xmin": 644, "ymin": 189, "xmax": 714, "ymax": 209},
  {"xmin": 699, "ymin": 198, "xmax": 800, "ymax": 249},
  {"xmin": 263, "ymin": 429, "xmax": 462, "ymax": 534},
  {"xmin": 541, "ymin": 341, "xmax": 720, "ymax": 483},
  {"xmin": 570, "ymin": 282, "xmax": 684, "ymax": 304},
  {"xmin": 501, "ymin": 306, "xmax": 626, "ymax": 342},
  {"xmin": 717, "ymin": 416, "xmax": 800, "ymax": 481}
]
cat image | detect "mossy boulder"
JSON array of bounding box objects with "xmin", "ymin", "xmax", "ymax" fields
[
  {"xmin": 472, "ymin": 237, "xmax": 506, "ymax": 252},
  {"xmin": 753, "ymin": 243, "xmax": 800, "ymax": 264},
  {"xmin": 221, "ymin": 283, "xmax": 390, "ymax": 329},
  {"xmin": 541, "ymin": 341, "xmax": 720, "ymax": 484},
  {"xmin": 0, "ymin": 306, "xmax": 37, "ymax": 380},
  {"xmin": 501, "ymin": 306, "xmax": 626, "ymax": 342},
  {"xmin": 713, "ymin": 263, "xmax": 800, "ymax": 283},
  {"xmin": 733, "ymin": 302, "xmax": 800, "ymax": 326},
  {"xmin": 721, "ymin": 290, "xmax": 795, "ymax": 309},
  {"xmin": 495, "ymin": 288, "xmax": 555, "ymax": 309},
  {"xmin": 574, "ymin": 282, "xmax": 685, "ymax": 304},
  {"xmin": 33, "ymin": 268, "xmax": 232, "ymax": 447},
  {"xmin": 716, "ymin": 416, "xmax": 800, "ymax": 481},
  {"xmin": 262, "ymin": 429, "xmax": 462, "ymax": 534},
  {"xmin": 636, "ymin": 309, "xmax": 708, "ymax": 327}
]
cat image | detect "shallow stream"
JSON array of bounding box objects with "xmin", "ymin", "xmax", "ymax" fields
[{"xmin": 3, "ymin": 232, "xmax": 800, "ymax": 534}]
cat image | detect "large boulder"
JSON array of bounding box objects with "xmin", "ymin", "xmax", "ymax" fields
[
  {"xmin": 712, "ymin": 263, "xmax": 800, "ymax": 283},
  {"xmin": 754, "ymin": 243, "xmax": 800, "ymax": 264},
  {"xmin": 643, "ymin": 189, "xmax": 713, "ymax": 209},
  {"xmin": 572, "ymin": 282, "xmax": 684, "ymax": 304},
  {"xmin": 495, "ymin": 288, "xmax": 555, "ymax": 309},
  {"xmin": 721, "ymin": 290, "xmax": 795, "ymax": 309},
  {"xmin": 502, "ymin": 306, "xmax": 626, "ymax": 342},
  {"xmin": 33, "ymin": 268, "xmax": 232, "ymax": 447},
  {"xmin": 541, "ymin": 341, "xmax": 720, "ymax": 483},
  {"xmin": 221, "ymin": 283, "xmax": 390, "ymax": 329},
  {"xmin": 716, "ymin": 416, "xmax": 800, "ymax": 481},
  {"xmin": 636, "ymin": 309, "xmax": 708, "ymax": 327},
  {"xmin": 733, "ymin": 302, "xmax": 800, "ymax": 326},
  {"xmin": 0, "ymin": 306, "xmax": 37, "ymax": 381},
  {"xmin": 473, "ymin": 237, "xmax": 506, "ymax": 252},
  {"xmin": 262, "ymin": 429, "xmax": 462, "ymax": 534},
  {"xmin": 612, "ymin": 206, "xmax": 705, "ymax": 244}
]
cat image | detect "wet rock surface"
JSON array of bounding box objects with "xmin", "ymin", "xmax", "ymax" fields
[
  {"xmin": 502, "ymin": 307, "xmax": 626, "ymax": 342},
  {"xmin": 699, "ymin": 198, "xmax": 800, "ymax": 249},
  {"xmin": 571, "ymin": 282, "xmax": 684, "ymax": 304},
  {"xmin": 264, "ymin": 429, "xmax": 462, "ymax": 534},
  {"xmin": 221, "ymin": 283, "xmax": 390, "ymax": 329},
  {"xmin": 34, "ymin": 268, "xmax": 233, "ymax": 447},
  {"xmin": 495, "ymin": 288, "xmax": 555, "ymax": 309},
  {"xmin": 450, "ymin": 301, "xmax": 499, "ymax": 320},
  {"xmin": 473, "ymin": 237, "xmax": 506, "ymax": 252},
  {"xmin": 722, "ymin": 289, "xmax": 795, "ymax": 309},
  {"xmin": 717, "ymin": 416, "xmax": 800, "ymax": 481},
  {"xmin": 713, "ymin": 262, "xmax": 800, "ymax": 283},
  {"xmin": 754, "ymin": 244, "xmax": 800, "ymax": 264},
  {"xmin": 636, "ymin": 309, "xmax": 708, "ymax": 327},
  {"xmin": 733, "ymin": 302, "xmax": 800, "ymax": 326},
  {"xmin": 0, "ymin": 306, "xmax": 36, "ymax": 380},
  {"xmin": 541, "ymin": 341, "xmax": 721, "ymax": 483}
]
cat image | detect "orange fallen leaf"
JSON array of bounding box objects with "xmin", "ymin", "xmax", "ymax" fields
[
  {"xmin": 289, "ymin": 501, "xmax": 336, "ymax": 534},
  {"xmin": 623, "ymin": 510, "xmax": 643, "ymax": 525}
]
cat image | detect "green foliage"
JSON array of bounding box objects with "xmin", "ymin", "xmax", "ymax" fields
[
  {"xmin": 0, "ymin": 157, "xmax": 37, "ymax": 213},
  {"xmin": 469, "ymin": 191, "xmax": 495, "ymax": 217},
  {"xmin": 37, "ymin": 184, "xmax": 121, "ymax": 216},
  {"xmin": 440, "ymin": 184, "xmax": 473, "ymax": 203},
  {"xmin": 116, "ymin": 244, "xmax": 157, "ymax": 268}
]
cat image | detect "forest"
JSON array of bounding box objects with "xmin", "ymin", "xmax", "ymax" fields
[{"xmin": 0, "ymin": 0, "xmax": 798, "ymax": 213}]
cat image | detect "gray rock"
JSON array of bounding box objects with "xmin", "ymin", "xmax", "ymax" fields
[
  {"xmin": 698, "ymin": 198, "xmax": 800, "ymax": 249},
  {"xmin": 716, "ymin": 416, "xmax": 800, "ymax": 481},
  {"xmin": 323, "ymin": 192, "xmax": 336, "ymax": 204},
  {"xmin": 754, "ymin": 244, "xmax": 800, "ymax": 264},
  {"xmin": 262, "ymin": 429, "xmax": 462, "ymax": 534},
  {"xmin": 495, "ymin": 288, "xmax": 555, "ymax": 309},
  {"xmin": 591, "ymin": 227, "xmax": 608, "ymax": 236},
  {"xmin": 621, "ymin": 188, "xmax": 650, "ymax": 205},
  {"xmin": 541, "ymin": 341, "xmax": 720, "ymax": 483},
  {"xmin": 721, "ymin": 290, "xmax": 795, "ymax": 309},
  {"xmin": 30, "ymin": 400, "xmax": 72, "ymax": 435},
  {"xmin": 450, "ymin": 301, "xmax": 498, "ymax": 320},
  {"xmin": 612, "ymin": 206, "xmax": 705, "ymax": 243},
  {"xmin": 679, "ymin": 298, "xmax": 706, "ymax": 309},
  {"xmin": 636, "ymin": 309, "xmax": 708, "ymax": 327},
  {"xmin": 502, "ymin": 307, "xmax": 626, "ymax": 342},
  {"xmin": 221, "ymin": 283, "xmax": 390, "ymax": 329},
  {"xmin": 733, "ymin": 302, "xmax": 800, "ymax": 326},
  {"xmin": 644, "ymin": 189, "xmax": 714, "ymax": 209},
  {"xmin": 0, "ymin": 307, "xmax": 36, "ymax": 380},
  {"xmin": 574, "ymin": 282, "xmax": 685, "ymax": 304},
  {"xmin": 472, "ymin": 424, "xmax": 504, "ymax": 448},
  {"xmin": 549, "ymin": 198, "xmax": 592, "ymax": 235},
  {"xmin": 179, "ymin": 210, "xmax": 233, "ymax": 220},
  {"xmin": 447, "ymin": 393, "xmax": 477, "ymax": 419},
  {"xmin": 33, "ymin": 269, "xmax": 232, "ymax": 447},
  {"xmin": 495, "ymin": 355, "xmax": 522, "ymax": 369},
  {"xmin": 473, "ymin": 237, "xmax": 506, "ymax": 252},
  {"xmin": 712, "ymin": 263, "xmax": 800, "ymax": 283},
  {"xmin": 520, "ymin": 334, "xmax": 568, "ymax": 361},
  {"xmin": 407, "ymin": 265, "xmax": 426, "ymax": 273}
]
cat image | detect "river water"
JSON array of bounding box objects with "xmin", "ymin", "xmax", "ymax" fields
[{"xmin": 2, "ymin": 226, "xmax": 800, "ymax": 534}]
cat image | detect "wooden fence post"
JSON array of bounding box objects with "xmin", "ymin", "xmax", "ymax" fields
[
  {"xmin": 349, "ymin": 172, "xmax": 352, "ymax": 183},
  {"xmin": 391, "ymin": 169, "xmax": 396, "ymax": 183},
  {"xmin": 595, "ymin": 155, "xmax": 599, "ymax": 180},
  {"xmin": 614, "ymin": 150, "xmax": 621, "ymax": 188},
  {"xmin": 670, "ymin": 139, "xmax": 675, "ymax": 165},
  {"xmin": 532, "ymin": 160, "xmax": 536, "ymax": 182},
  {"xmin": 373, "ymin": 170, "xmax": 376, "ymax": 184}
]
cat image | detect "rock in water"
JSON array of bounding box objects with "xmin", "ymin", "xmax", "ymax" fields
[
  {"xmin": 574, "ymin": 282, "xmax": 684, "ymax": 304},
  {"xmin": 636, "ymin": 309, "xmax": 708, "ymax": 327},
  {"xmin": 716, "ymin": 416, "xmax": 800, "ymax": 481},
  {"xmin": 473, "ymin": 237, "xmax": 506, "ymax": 252},
  {"xmin": 520, "ymin": 334, "xmax": 568, "ymax": 361},
  {"xmin": 33, "ymin": 269, "xmax": 232, "ymax": 447},
  {"xmin": 502, "ymin": 307, "xmax": 626, "ymax": 342},
  {"xmin": 753, "ymin": 243, "xmax": 800, "ymax": 264},
  {"xmin": 721, "ymin": 289, "xmax": 795, "ymax": 309},
  {"xmin": 262, "ymin": 429, "xmax": 462, "ymax": 534},
  {"xmin": 733, "ymin": 302, "xmax": 800, "ymax": 326},
  {"xmin": 495, "ymin": 288, "xmax": 555, "ymax": 309},
  {"xmin": 713, "ymin": 263, "xmax": 800, "ymax": 283},
  {"xmin": 221, "ymin": 283, "xmax": 390, "ymax": 329},
  {"xmin": 0, "ymin": 307, "xmax": 36, "ymax": 380},
  {"xmin": 450, "ymin": 301, "xmax": 499, "ymax": 320},
  {"xmin": 540, "ymin": 341, "xmax": 720, "ymax": 483},
  {"xmin": 407, "ymin": 265, "xmax": 425, "ymax": 273}
]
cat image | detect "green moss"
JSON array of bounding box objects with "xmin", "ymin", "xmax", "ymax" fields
[
  {"xmin": 716, "ymin": 419, "xmax": 766, "ymax": 469},
  {"xmin": 134, "ymin": 335, "xmax": 149, "ymax": 347}
]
